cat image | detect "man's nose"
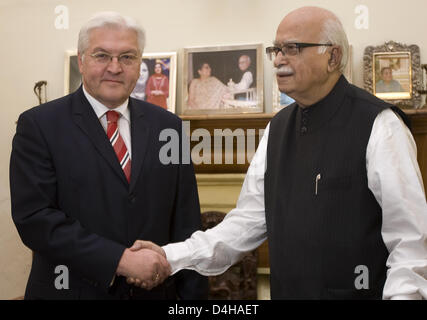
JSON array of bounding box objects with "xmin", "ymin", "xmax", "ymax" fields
[
  {"xmin": 274, "ymin": 51, "xmax": 288, "ymax": 68},
  {"xmin": 107, "ymin": 57, "xmax": 123, "ymax": 73}
]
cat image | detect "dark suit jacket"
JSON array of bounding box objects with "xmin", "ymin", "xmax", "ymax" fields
[{"xmin": 10, "ymin": 87, "xmax": 207, "ymax": 300}]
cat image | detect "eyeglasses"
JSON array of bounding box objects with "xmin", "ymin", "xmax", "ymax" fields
[
  {"xmin": 265, "ymin": 43, "xmax": 333, "ymax": 60},
  {"xmin": 89, "ymin": 52, "xmax": 140, "ymax": 66}
]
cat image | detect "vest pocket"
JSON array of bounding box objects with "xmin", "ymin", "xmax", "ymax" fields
[{"xmin": 321, "ymin": 175, "xmax": 352, "ymax": 190}]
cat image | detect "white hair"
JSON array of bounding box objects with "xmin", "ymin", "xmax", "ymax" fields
[
  {"xmin": 78, "ymin": 11, "xmax": 145, "ymax": 57},
  {"xmin": 240, "ymin": 55, "xmax": 251, "ymax": 63},
  {"xmin": 317, "ymin": 17, "xmax": 349, "ymax": 73}
]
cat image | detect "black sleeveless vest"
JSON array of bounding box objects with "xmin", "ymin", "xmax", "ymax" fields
[{"xmin": 264, "ymin": 76, "xmax": 407, "ymax": 299}]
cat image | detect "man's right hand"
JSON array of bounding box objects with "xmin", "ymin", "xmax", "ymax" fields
[
  {"xmin": 116, "ymin": 247, "xmax": 171, "ymax": 290},
  {"xmin": 129, "ymin": 240, "xmax": 166, "ymax": 257}
]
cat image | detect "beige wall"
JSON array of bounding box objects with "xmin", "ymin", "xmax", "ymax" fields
[{"xmin": 1, "ymin": 0, "xmax": 427, "ymax": 299}]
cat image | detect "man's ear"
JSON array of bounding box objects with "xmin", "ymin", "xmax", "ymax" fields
[{"xmin": 327, "ymin": 47, "xmax": 342, "ymax": 72}]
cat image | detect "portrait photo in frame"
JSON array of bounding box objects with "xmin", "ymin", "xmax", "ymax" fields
[
  {"xmin": 364, "ymin": 41, "xmax": 422, "ymax": 108},
  {"xmin": 131, "ymin": 52, "xmax": 177, "ymax": 113},
  {"xmin": 182, "ymin": 44, "xmax": 264, "ymax": 115},
  {"xmin": 64, "ymin": 50, "xmax": 81, "ymax": 96},
  {"xmin": 64, "ymin": 51, "xmax": 177, "ymax": 113},
  {"xmin": 373, "ymin": 52, "xmax": 411, "ymax": 100},
  {"xmin": 272, "ymin": 45, "xmax": 353, "ymax": 113},
  {"xmin": 272, "ymin": 80, "xmax": 295, "ymax": 113}
]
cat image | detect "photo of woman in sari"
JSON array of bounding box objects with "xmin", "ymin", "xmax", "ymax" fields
[{"xmin": 187, "ymin": 62, "xmax": 228, "ymax": 110}]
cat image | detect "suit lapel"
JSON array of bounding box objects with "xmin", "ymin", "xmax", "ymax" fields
[
  {"xmin": 128, "ymin": 98, "xmax": 150, "ymax": 193},
  {"xmin": 71, "ymin": 87, "xmax": 129, "ymax": 186}
]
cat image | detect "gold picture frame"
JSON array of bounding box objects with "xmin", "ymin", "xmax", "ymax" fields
[{"xmin": 364, "ymin": 41, "xmax": 422, "ymax": 108}]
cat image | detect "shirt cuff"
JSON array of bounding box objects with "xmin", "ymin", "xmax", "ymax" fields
[{"xmin": 162, "ymin": 242, "xmax": 192, "ymax": 275}]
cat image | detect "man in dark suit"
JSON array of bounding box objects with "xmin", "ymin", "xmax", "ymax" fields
[{"xmin": 9, "ymin": 11, "xmax": 207, "ymax": 300}]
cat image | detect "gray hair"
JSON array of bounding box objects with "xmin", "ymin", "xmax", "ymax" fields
[
  {"xmin": 240, "ymin": 55, "xmax": 251, "ymax": 63},
  {"xmin": 78, "ymin": 11, "xmax": 145, "ymax": 57},
  {"xmin": 318, "ymin": 17, "xmax": 349, "ymax": 73}
]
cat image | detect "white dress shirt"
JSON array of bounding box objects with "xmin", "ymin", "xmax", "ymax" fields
[
  {"xmin": 234, "ymin": 71, "xmax": 253, "ymax": 91},
  {"xmin": 163, "ymin": 108, "xmax": 427, "ymax": 300},
  {"xmin": 82, "ymin": 86, "xmax": 132, "ymax": 157}
]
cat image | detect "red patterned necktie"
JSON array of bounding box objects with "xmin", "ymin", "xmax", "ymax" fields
[{"xmin": 106, "ymin": 111, "xmax": 131, "ymax": 183}]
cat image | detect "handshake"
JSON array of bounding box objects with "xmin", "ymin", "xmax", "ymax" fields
[{"xmin": 116, "ymin": 240, "xmax": 172, "ymax": 290}]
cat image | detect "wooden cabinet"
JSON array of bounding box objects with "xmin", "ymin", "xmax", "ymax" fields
[
  {"xmin": 183, "ymin": 110, "xmax": 427, "ymax": 190},
  {"xmin": 181, "ymin": 114, "xmax": 272, "ymax": 174},
  {"xmin": 406, "ymin": 109, "xmax": 427, "ymax": 193}
]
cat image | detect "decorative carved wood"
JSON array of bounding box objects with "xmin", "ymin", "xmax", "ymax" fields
[
  {"xmin": 181, "ymin": 114, "xmax": 272, "ymax": 173},
  {"xmin": 201, "ymin": 211, "xmax": 258, "ymax": 300}
]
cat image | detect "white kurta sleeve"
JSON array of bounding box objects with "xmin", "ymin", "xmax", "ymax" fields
[
  {"xmin": 163, "ymin": 124, "xmax": 270, "ymax": 276},
  {"xmin": 234, "ymin": 71, "xmax": 253, "ymax": 91},
  {"xmin": 366, "ymin": 109, "xmax": 427, "ymax": 299}
]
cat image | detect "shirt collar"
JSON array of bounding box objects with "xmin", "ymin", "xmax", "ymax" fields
[{"xmin": 82, "ymin": 85, "xmax": 130, "ymax": 122}]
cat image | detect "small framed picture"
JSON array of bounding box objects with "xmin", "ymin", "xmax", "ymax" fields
[
  {"xmin": 373, "ymin": 52, "xmax": 411, "ymax": 100},
  {"xmin": 364, "ymin": 41, "xmax": 422, "ymax": 108},
  {"xmin": 344, "ymin": 44, "xmax": 353, "ymax": 84},
  {"xmin": 272, "ymin": 77, "xmax": 295, "ymax": 113},
  {"xmin": 131, "ymin": 52, "xmax": 177, "ymax": 113},
  {"xmin": 64, "ymin": 50, "xmax": 81, "ymax": 96},
  {"xmin": 182, "ymin": 44, "xmax": 264, "ymax": 115},
  {"xmin": 64, "ymin": 51, "xmax": 177, "ymax": 113}
]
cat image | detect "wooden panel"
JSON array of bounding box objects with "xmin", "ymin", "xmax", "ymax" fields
[
  {"xmin": 182, "ymin": 110, "xmax": 427, "ymax": 187},
  {"xmin": 181, "ymin": 114, "xmax": 272, "ymax": 173},
  {"xmin": 406, "ymin": 110, "xmax": 427, "ymax": 193},
  {"xmin": 257, "ymin": 241, "xmax": 269, "ymax": 268}
]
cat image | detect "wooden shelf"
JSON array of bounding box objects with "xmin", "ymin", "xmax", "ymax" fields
[
  {"xmin": 181, "ymin": 110, "xmax": 427, "ymax": 187},
  {"xmin": 180, "ymin": 113, "xmax": 275, "ymax": 121},
  {"xmin": 181, "ymin": 113, "xmax": 271, "ymax": 174}
]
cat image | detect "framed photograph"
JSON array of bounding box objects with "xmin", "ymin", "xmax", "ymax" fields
[
  {"xmin": 364, "ymin": 41, "xmax": 422, "ymax": 108},
  {"xmin": 131, "ymin": 52, "xmax": 177, "ymax": 113},
  {"xmin": 272, "ymin": 45, "xmax": 353, "ymax": 113},
  {"xmin": 344, "ymin": 44, "xmax": 353, "ymax": 85},
  {"xmin": 182, "ymin": 44, "xmax": 264, "ymax": 115},
  {"xmin": 64, "ymin": 51, "xmax": 177, "ymax": 113},
  {"xmin": 64, "ymin": 50, "xmax": 81, "ymax": 96},
  {"xmin": 373, "ymin": 52, "xmax": 411, "ymax": 99},
  {"xmin": 272, "ymin": 79, "xmax": 295, "ymax": 113}
]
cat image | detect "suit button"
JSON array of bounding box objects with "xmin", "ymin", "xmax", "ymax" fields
[
  {"xmin": 301, "ymin": 126, "xmax": 307, "ymax": 134},
  {"xmin": 129, "ymin": 195, "xmax": 136, "ymax": 203}
]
